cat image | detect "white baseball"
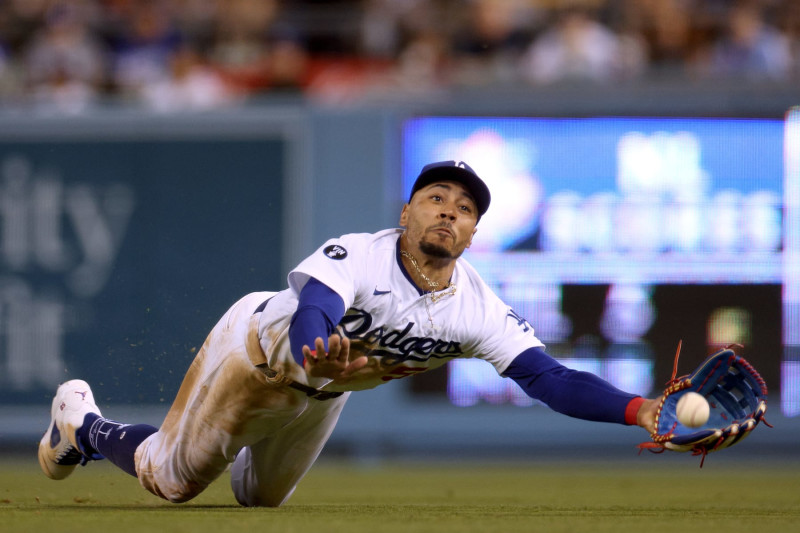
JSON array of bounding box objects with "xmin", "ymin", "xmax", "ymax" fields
[{"xmin": 676, "ymin": 392, "xmax": 710, "ymax": 428}]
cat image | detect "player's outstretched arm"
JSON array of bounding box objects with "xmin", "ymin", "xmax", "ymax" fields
[
  {"xmin": 505, "ymin": 347, "xmax": 662, "ymax": 428},
  {"xmin": 302, "ymin": 334, "xmax": 368, "ymax": 380}
]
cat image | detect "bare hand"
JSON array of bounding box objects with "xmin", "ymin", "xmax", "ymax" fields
[
  {"xmin": 636, "ymin": 396, "xmax": 663, "ymax": 433},
  {"xmin": 302, "ymin": 334, "xmax": 368, "ymax": 380}
]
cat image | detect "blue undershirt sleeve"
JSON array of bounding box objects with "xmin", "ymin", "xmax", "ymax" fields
[
  {"xmin": 289, "ymin": 277, "xmax": 346, "ymax": 366},
  {"xmin": 502, "ymin": 347, "xmax": 638, "ymax": 425}
]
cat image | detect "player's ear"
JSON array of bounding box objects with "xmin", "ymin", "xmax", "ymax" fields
[
  {"xmin": 399, "ymin": 203, "xmax": 410, "ymax": 226},
  {"xmin": 466, "ymin": 227, "xmax": 477, "ymax": 248}
]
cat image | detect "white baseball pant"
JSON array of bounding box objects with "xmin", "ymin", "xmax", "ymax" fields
[{"xmin": 134, "ymin": 291, "xmax": 350, "ymax": 506}]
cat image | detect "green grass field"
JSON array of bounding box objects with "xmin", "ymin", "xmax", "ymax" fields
[{"xmin": 2, "ymin": 457, "xmax": 799, "ymax": 533}]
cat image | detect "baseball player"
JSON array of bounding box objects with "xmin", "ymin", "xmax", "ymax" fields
[{"xmin": 39, "ymin": 160, "xmax": 660, "ymax": 506}]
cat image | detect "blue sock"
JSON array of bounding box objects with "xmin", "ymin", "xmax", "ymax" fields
[{"xmin": 78, "ymin": 413, "xmax": 158, "ymax": 477}]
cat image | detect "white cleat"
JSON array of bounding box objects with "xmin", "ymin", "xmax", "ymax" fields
[{"xmin": 38, "ymin": 379, "xmax": 103, "ymax": 480}]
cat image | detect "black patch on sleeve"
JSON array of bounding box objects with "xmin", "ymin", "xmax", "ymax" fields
[{"xmin": 323, "ymin": 244, "xmax": 348, "ymax": 260}]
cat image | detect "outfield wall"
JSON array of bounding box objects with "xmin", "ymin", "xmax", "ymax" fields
[{"xmin": 1, "ymin": 81, "xmax": 798, "ymax": 457}]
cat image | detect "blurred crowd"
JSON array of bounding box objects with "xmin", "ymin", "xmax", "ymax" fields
[{"xmin": 0, "ymin": 0, "xmax": 799, "ymax": 112}]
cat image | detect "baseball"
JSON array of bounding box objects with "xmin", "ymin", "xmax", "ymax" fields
[{"xmin": 676, "ymin": 392, "xmax": 710, "ymax": 428}]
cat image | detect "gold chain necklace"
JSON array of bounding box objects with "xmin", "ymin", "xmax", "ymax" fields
[
  {"xmin": 401, "ymin": 250, "xmax": 443, "ymax": 289},
  {"xmin": 400, "ymin": 250, "xmax": 456, "ymax": 306}
]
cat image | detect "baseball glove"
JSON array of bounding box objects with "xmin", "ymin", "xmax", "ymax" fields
[{"xmin": 640, "ymin": 342, "xmax": 770, "ymax": 465}]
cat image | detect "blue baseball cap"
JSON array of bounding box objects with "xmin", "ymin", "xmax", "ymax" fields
[{"xmin": 409, "ymin": 160, "xmax": 491, "ymax": 219}]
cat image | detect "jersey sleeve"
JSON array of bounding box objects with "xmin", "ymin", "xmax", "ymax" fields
[
  {"xmin": 470, "ymin": 288, "xmax": 545, "ymax": 374},
  {"xmin": 288, "ymin": 234, "xmax": 368, "ymax": 310},
  {"xmin": 288, "ymin": 278, "xmax": 346, "ymax": 364},
  {"xmin": 504, "ymin": 347, "xmax": 639, "ymax": 425}
]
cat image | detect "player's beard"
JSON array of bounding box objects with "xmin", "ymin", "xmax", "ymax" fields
[
  {"xmin": 414, "ymin": 221, "xmax": 469, "ymax": 259},
  {"xmin": 419, "ymin": 239, "xmax": 464, "ymax": 259}
]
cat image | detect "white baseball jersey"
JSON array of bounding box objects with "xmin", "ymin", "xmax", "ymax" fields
[{"xmin": 256, "ymin": 228, "xmax": 544, "ymax": 392}]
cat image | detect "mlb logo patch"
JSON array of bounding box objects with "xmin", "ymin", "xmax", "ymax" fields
[{"xmin": 323, "ymin": 245, "xmax": 348, "ymax": 260}]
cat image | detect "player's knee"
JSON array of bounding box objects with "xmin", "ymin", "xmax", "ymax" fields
[
  {"xmin": 144, "ymin": 477, "xmax": 207, "ymax": 504},
  {"xmin": 233, "ymin": 491, "xmax": 288, "ymax": 508},
  {"xmin": 165, "ymin": 484, "xmax": 205, "ymax": 504},
  {"xmin": 230, "ymin": 469, "xmax": 291, "ymax": 507}
]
